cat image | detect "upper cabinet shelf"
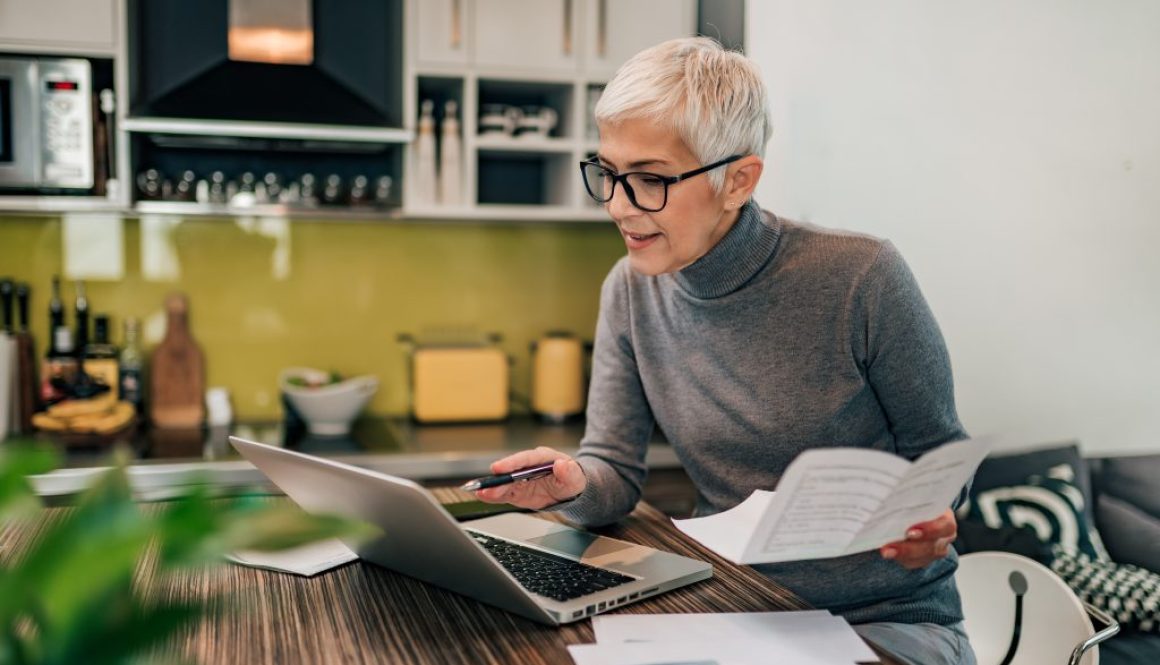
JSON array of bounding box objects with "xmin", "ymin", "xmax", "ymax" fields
[
  {"xmin": 123, "ymin": 118, "xmax": 413, "ymax": 144},
  {"xmin": 414, "ymin": 0, "xmax": 696, "ymax": 80}
]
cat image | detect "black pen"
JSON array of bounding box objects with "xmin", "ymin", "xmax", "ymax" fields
[{"xmin": 459, "ymin": 462, "xmax": 556, "ymax": 492}]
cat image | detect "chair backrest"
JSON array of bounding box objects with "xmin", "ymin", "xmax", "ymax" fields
[{"xmin": 957, "ymin": 551, "xmax": 1097, "ymax": 665}]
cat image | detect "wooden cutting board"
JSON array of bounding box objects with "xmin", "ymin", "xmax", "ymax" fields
[{"xmin": 149, "ymin": 293, "xmax": 205, "ymax": 428}]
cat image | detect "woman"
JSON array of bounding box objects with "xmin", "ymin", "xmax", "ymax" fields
[{"xmin": 474, "ymin": 37, "xmax": 976, "ymax": 665}]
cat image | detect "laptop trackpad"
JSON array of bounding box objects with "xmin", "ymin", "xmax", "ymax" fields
[{"xmin": 527, "ymin": 530, "xmax": 634, "ymax": 559}]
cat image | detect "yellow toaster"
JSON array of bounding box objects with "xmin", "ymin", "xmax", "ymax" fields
[{"xmin": 409, "ymin": 345, "xmax": 510, "ymax": 423}]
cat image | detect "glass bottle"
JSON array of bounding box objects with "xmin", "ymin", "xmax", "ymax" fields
[
  {"xmin": 118, "ymin": 317, "xmax": 145, "ymax": 414},
  {"xmin": 40, "ymin": 277, "xmax": 75, "ymax": 404},
  {"xmin": 41, "ymin": 326, "xmax": 77, "ymax": 405}
]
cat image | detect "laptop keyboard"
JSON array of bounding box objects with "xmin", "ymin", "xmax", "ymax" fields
[{"xmin": 467, "ymin": 531, "xmax": 634, "ymax": 602}]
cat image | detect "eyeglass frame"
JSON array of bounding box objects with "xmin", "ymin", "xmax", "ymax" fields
[{"xmin": 578, "ymin": 154, "xmax": 745, "ymax": 212}]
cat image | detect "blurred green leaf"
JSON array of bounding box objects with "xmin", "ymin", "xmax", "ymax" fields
[
  {"xmin": 0, "ymin": 450, "xmax": 372, "ymax": 665},
  {"xmin": 0, "ymin": 465, "xmax": 147, "ymax": 647},
  {"xmin": 0, "ymin": 446, "xmax": 58, "ymax": 523},
  {"xmin": 48, "ymin": 599, "xmax": 208, "ymax": 665}
]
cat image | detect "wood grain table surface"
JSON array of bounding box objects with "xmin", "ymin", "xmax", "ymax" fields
[{"xmin": 1, "ymin": 489, "xmax": 896, "ymax": 664}]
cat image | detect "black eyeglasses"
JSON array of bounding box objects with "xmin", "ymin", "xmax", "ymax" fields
[{"xmin": 579, "ymin": 154, "xmax": 744, "ymax": 212}]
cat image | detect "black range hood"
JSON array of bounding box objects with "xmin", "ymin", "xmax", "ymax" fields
[{"xmin": 130, "ymin": 0, "xmax": 403, "ymax": 127}]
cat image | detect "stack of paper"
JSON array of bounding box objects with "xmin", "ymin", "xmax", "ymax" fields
[{"xmin": 567, "ymin": 611, "xmax": 878, "ymax": 665}]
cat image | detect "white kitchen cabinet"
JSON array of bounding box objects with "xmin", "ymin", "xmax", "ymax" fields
[
  {"xmin": 473, "ymin": 0, "xmax": 580, "ymax": 74},
  {"xmin": 414, "ymin": 0, "xmax": 471, "ymax": 68},
  {"xmin": 405, "ymin": 0, "xmax": 697, "ymax": 220},
  {"xmin": 582, "ymin": 0, "xmax": 697, "ymax": 80},
  {"xmin": 0, "ymin": 0, "xmax": 117, "ymax": 55}
]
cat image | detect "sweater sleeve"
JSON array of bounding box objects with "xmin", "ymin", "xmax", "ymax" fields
[
  {"xmin": 549, "ymin": 261, "xmax": 654, "ymax": 527},
  {"xmin": 860, "ymin": 241, "xmax": 974, "ymax": 508}
]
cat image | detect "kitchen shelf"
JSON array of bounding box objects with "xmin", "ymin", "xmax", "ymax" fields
[
  {"xmin": 128, "ymin": 201, "xmax": 606, "ymax": 223},
  {"xmin": 474, "ymin": 135, "xmax": 576, "ymax": 154},
  {"xmin": 133, "ymin": 200, "xmax": 404, "ymax": 221},
  {"xmin": 124, "ymin": 117, "xmax": 413, "ymax": 144},
  {"xmin": 0, "ymin": 196, "xmax": 128, "ymax": 215},
  {"xmin": 404, "ymin": 204, "xmax": 606, "ymax": 222}
]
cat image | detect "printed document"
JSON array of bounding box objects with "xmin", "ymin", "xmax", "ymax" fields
[
  {"xmin": 567, "ymin": 641, "xmax": 854, "ymax": 665},
  {"xmin": 673, "ymin": 437, "xmax": 991, "ymax": 564},
  {"xmin": 592, "ymin": 611, "xmax": 877, "ymax": 663}
]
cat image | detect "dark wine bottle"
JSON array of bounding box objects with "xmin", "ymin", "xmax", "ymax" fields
[{"xmin": 48, "ymin": 276, "xmax": 64, "ymax": 356}]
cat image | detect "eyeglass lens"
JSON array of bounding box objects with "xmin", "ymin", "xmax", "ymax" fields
[{"xmin": 581, "ymin": 163, "xmax": 668, "ymax": 212}]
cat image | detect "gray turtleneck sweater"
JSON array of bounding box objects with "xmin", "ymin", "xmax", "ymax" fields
[{"xmin": 556, "ymin": 201, "xmax": 971, "ymax": 626}]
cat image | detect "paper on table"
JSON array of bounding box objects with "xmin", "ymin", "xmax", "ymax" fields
[
  {"xmin": 567, "ymin": 640, "xmax": 854, "ymax": 665},
  {"xmin": 592, "ymin": 612, "xmax": 877, "ymax": 664},
  {"xmin": 227, "ymin": 538, "xmax": 358, "ymax": 577},
  {"xmin": 674, "ymin": 437, "xmax": 992, "ymax": 564}
]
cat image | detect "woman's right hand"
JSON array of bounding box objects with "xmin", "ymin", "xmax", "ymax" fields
[{"xmin": 472, "ymin": 446, "xmax": 587, "ymax": 510}]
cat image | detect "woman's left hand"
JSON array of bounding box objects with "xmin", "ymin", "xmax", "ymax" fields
[{"xmin": 879, "ymin": 509, "xmax": 958, "ymax": 569}]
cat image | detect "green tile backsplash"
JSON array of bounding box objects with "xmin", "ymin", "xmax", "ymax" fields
[{"xmin": 0, "ymin": 214, "xmax": 625, "ymax": 419}]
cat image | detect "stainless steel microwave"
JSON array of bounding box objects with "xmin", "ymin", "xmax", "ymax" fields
[{"xmin": 0, "ymin": 56, "xmax": 94, "ymax": 192}]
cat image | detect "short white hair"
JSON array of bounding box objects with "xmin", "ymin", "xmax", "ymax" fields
[{"xmin": 595, "ymin": 37, "xmax": 772, "ymax": 192}]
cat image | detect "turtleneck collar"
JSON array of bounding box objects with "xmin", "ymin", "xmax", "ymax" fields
[{"xmin": 671, "ymin": 200, "xmax": 781, "ymax": 299}]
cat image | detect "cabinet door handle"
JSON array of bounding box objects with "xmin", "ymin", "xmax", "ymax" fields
[
  {"xmin": 451, "ymin": 0, "xmax": 463, "ymax": 49},
  {"xmin": 563, "ymin": 0, "xmax": 573, "ymax": 56},
  {"xmin": 597, "ymin": 0, "xmax": 607, "ymax": 57}
]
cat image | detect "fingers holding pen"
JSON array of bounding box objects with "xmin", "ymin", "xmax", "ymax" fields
[
  {"xmin": 474, "ymin": 449, "xmax": 586, "ymax": 509},
  {"xmin": 547, "ymin": 457, "xmax": 586, "ymax": 500}
]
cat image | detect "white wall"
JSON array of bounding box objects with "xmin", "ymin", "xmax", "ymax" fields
[{"xmin": 747, "ymin": 0, "xmax": 1160, "ymax": 455}]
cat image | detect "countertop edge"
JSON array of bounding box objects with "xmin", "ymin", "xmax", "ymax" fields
[{"xmin": 30, "ymin": 445, "xmax": 683, "ymax": 499}]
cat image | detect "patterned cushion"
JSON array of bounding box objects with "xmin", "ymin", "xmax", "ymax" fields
[
  {"xmin": 960, "ymin": 463, "xmax": 1110, "ymax": 561},
  {"xmin": 972, "ymin": 442, "xmax": 1095, "ymax": 526},
  {"xmin": 1051, "ymin": 545, "xmax": 1160, "ymax": 633}
]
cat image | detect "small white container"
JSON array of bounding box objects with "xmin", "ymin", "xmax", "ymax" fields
[
  {"xmin": 205, "ymin": 386, "xmax": 233, "ymax": 427},
  {"xmin": 280, "ymin": 368, "xmax": 378, "ymax": 436}
]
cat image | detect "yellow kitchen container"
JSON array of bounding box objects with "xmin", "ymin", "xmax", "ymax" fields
[{"xmin": 409, "ymin": 345, "xmax": 509, "ymax": 423}]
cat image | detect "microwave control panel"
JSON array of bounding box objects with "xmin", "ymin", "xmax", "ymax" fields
[{"xmin": 37, "ymin": 59, "xmax": 93, "ymax": 189}]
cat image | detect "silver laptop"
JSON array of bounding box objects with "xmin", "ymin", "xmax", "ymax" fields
[{"xmin": 230, "ymin": 436, "xmax": 712, "ymax": 625}]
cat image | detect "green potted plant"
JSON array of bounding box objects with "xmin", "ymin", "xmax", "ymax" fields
[{"xmin": 0, "ymin": 445, "xmax": 371, "ymax": 665}]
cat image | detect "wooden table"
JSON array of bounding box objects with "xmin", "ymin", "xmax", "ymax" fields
[{"xmin": 3, "ymin": 494, "xmax": 895, "ymax": 664}]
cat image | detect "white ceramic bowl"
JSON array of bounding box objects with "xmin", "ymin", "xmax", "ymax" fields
[{"xmin": 280, "ymin": 367, "xmax": 379, "ymax": 436}]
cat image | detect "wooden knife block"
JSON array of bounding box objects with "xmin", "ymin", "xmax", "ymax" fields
[{"xmin": 149, "ymin": 293, "xmax": 205, "ymax": 428}]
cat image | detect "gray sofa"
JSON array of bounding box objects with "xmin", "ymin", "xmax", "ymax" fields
[{"xmin": 956, "ymin": 443, "xmax": 1160, "ymax": 665}]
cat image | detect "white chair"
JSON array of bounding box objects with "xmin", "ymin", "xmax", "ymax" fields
[{"xmin": 957, "ymin": 551, "xmax": 1119, "ymax": 665}]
